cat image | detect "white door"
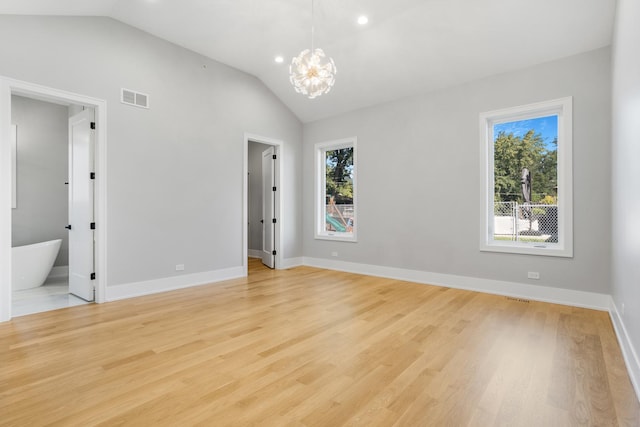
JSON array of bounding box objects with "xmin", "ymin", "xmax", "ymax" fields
[
  {"xmin": 261, "ymin": 147, "xmax": 275, "ymax": 268},
  {"xmin": 68, "ymin": 109, "xmax": 95, "ymax": 301}
]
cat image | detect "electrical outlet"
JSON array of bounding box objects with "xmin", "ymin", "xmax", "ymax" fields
[
  {"xmin": 331, "ymin": 251, "xmax": 338, "ymax": 257},
  {"xmin": 527, "ymin": 271, "xmax": 540, "ymax": 280},
  {"xmin": 176, "ymin": 264, "xmax": 185, "ymax": 271}
]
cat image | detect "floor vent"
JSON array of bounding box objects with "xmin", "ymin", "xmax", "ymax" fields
[
  {"xmin": 506, "ymin": 297, "xmax": 530, "ymax": 303},
  {"xmin": 121, "ymin": 88, "xmax": 149, "ymax": 109}
]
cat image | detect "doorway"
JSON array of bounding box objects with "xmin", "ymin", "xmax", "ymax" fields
[
  {"xmin": 243, "ymin": 134, "xmax": 283, "ymax": 275},
  {"xmin": 0, "ymin": 77, "xmax": 107, "ymax": 321},
  {"xmin": 10, "ymin": 97, "xmax": 95, "ymax": 315}
]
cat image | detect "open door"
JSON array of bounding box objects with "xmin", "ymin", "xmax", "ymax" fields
[
  {"xmin": 68, "ymin": 109, "xmax": 95, "ymax": 301},
  {"xmin": 261, "ymin": 146, "xmax": 276, "ymax": 268}
]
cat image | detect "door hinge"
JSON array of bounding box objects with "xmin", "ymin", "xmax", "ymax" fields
[
  {"xmin": 90, "ymin": 222, "xmax": 96, "ymax": 230},
  {"xmin": 90, "ymin": 272, "xmax": 96, "ymax": 280},
  {"xmin": 272, "ymin": 154, "xmax": 276, "ymax": 160},
  {"xmin": 272, "ymin": 250, "xmax": 277, "ymax": 256},
  {"xmin": 272, "ymin": 186, "xmax": 277, "ymax": 192},
  {"xmin": 90, "ymin": 172, "xmax": 95, "ymax": 179},
  {"xmin": 90, "ymin": 122, "xmax": 96, "ymax": 130},
  {"xmin": 272, "ymin": 218, "xmax": 277, "ymax": 224}
]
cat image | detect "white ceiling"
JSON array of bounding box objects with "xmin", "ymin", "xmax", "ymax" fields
[{"xmin": 0, "ymin": 0, "xmax": 616, "ymax": 122}]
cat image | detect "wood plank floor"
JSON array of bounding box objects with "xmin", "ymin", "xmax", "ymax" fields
[{"xmin": 1, "ymin": 259, "xmax": 638, "ymax": 426}]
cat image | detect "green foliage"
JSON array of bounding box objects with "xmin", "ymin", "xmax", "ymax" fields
[
  {"xmin": 532, "ymin": 207, "xmax": 546, "ymax": 216},
  {"xmin": 539, "ymin": 195, "xmax": 557, "ymax": 205},
  {"xmin": 494, "ymin": 130, "xmax": 557, "ymax": 203},
  {"xmin": 326, "ymin": 147, "xmax": 354, "ymax": 204}
]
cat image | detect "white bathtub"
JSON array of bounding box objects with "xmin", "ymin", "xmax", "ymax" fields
[{"xmin": 12, "ymin": 239, "xmax": 62, "ymax": 291}]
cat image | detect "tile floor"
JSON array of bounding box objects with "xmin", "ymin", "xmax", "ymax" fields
[{"xmin": 12, "ymin": 275, "xmax": 90, "ymax": 317}]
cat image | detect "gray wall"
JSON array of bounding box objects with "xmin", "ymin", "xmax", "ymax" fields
[
  {"xmin": 611, "ymin": 0, "xmax": 640, "ymax": 378},
  {"xmin": 11, "ymin": 95, "xmax": 69, "ymax": 266},
  {"xmin": 248, "ymin": 141, "xmax": 271, "ymax": 253},
  {"xmin": 303, "ymin": 47, "xmax": 611, "ymax": 294},
  {"xmin": 0, "ymin": 16, "xmax": 303, "ymax": 286}
]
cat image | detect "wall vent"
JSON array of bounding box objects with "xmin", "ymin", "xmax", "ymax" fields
[
  {"xmin": 506, "ymin": 297, "xmax": 530, "ymax": 303},
  {"xmin": 121, "ymin": 88, "xmax": 149, "ymax": 109}
]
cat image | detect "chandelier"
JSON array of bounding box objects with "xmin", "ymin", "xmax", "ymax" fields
[{"xmin": 289, "ymin": 0, "xmax": 336, "ymax": 99}]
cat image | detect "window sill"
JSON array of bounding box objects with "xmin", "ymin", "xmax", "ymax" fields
[
  {"xmin": 315, "ymin": 233, "xmax": 358, "ymax": 243},
  {"xmin": 480, "ymin": 242, "xmax": 572, "ymax": 258}
]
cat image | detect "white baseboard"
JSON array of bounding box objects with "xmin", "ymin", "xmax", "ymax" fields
[
  {"xmin": 48, "ymin": 265, "xmax": 69, "ymax": 279},
  {"xmin": 106, "ymin": 266, "xmax": 245, "ymax": 302},
  {"xmin": 302, "ymin": 257, "xmax": 610, "ymax": 311},
  {"xmin": 248, "ymin": 249, "xmax": 262, "ymax": 259},
  {"xmin": 280, "ymin": 257, "xmax": 304, "ymax": 269},
  {"xmin": 609, "ymin": 298, "xmax": 640, "ymax": 402}
]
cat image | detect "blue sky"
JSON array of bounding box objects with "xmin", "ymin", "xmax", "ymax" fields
[{"xmin": 494, "ymin": 115, "xmax": 558, "ymax": 150}]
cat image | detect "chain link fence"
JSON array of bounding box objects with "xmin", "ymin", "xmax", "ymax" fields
[{"xmin": 494, "ymin": 202, "xmax": 558, "ymax": 242}]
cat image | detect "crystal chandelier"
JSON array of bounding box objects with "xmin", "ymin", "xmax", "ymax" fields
[{"xmin": 289, "ymin": 0, "xmax": 336, "ymax": 99}]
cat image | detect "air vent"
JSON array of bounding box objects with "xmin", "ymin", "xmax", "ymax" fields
[
  {"xmin": 121, "ymin": 88, "xmax": 149, "ymax": 109},
  {"xmin": 506, "ymin": 297, "xmax": 530, "ymax": 303}
]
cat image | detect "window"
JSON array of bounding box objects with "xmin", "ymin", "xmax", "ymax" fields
[
  {"xmin": 480, "ymin": 97, "xmax": 572, "ymax": 257},
  {"xmin": 315, "ymin": 138, "xmax": 357, "ymax": 241}
]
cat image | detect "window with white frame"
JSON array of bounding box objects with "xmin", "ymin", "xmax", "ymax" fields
[
  {"xmin": 315, "ymin": 138, "xmax": 357, "ymax": 241},
  {"xmin": 480, "ymin": 97, "xmax": 572, "ymax": 257}
]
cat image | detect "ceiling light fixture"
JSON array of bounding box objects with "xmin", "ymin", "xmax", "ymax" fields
[
  {"xmin": 275, "ymin": 56, "xmax": 284, "ymax": 64},
  {"xmin": 289, "ymin": 0, "xmax": 336, "ymax": 99},
  {"xmin": 357, "ymin": 16, "xmax": 368, "ymax": 25}
]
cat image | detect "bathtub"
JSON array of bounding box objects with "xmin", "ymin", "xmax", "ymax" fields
[{"xmin": 12, "ymin": 239, "xmax": 62, "ymax": 291}]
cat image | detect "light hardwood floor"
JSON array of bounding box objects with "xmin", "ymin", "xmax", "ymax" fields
[{"xmin": 1, "ymin": 259, "xmax": 638, "ymax": 426}]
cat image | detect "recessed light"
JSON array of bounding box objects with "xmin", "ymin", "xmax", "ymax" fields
[
  {"xmin": 274, "ymin": 56, "xmax": 284, "ymax": 64},
  {"xmin": 357, "ymin": 15, "xmax": 368, "ymax": 25}
]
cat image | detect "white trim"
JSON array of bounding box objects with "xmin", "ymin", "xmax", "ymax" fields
[
  {"xmin": 609, "ymin": 298, "xmax": 640, "ymax": 402},
  {"xmin": 301, "ymin": 257, "xmax": 610, "ymax": 311},
  {"xmin": 248, "ymin": 249, "xmax": 262, "ymax": 259},
  {"xmin": 106, "ymin": 267, "xmax": 244, "ymax": 302},
  {"xmin": 479, "ymin": 97, "xmax": 573, "ymax": 258},
  {"xmin": 10, "ymin": 125, "xmax": 16, "ymax": 209},
  {"xmin": 0, "ymin": 77, "xmax": 108, "ymax": 321},
  {"xmin": 0, "ymin": 79, "xmax": 10, "ymax": 321},
  {"xmin": 48, "ymin": 265, "xmax": 69, "ymax": 279},
  {"xmin": 314, "ymin": 137, "xmax": 357, "ymax": 242},
  {"xmin": 280, "ymin": 257, "xmax": 304, "ymax": 269},
  {"xmin": 243, "ymin": 133, "xmax": 285, "ymax": 273}
]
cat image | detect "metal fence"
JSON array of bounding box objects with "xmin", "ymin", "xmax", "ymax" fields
[{"xmin": 494, "ymin": 202, "xmax": 558, "ymax": 242}]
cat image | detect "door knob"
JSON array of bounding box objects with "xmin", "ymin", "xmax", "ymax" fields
[{"xmin": 65, "ymin": 225, "xmax": 72, "ymax": 230}]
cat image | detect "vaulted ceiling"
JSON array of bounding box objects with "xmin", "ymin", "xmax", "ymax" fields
[{"xmin": 0, "ymin": 0, "xmax": 616, "ymax": 122}]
